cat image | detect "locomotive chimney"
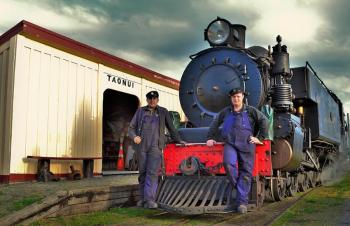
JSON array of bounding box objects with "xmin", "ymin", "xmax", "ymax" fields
[
  {"xmin": 270, "ymin": 35, "xmax": 294, "ymax": 112},
  {"xmin": 272, "ymin": 35, "xmax": 290, "ymax": 75},
  {"xmin": 231, "ymin": 24, "xmax": 246, "ymax": 49}
]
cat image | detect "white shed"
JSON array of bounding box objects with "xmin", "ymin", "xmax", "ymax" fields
[{"xmin": 0, "ymin": 21, "xmax": 182, "ymax": 183}]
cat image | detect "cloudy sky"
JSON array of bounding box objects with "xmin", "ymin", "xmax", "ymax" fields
[{"xmin": 1, "ymin": 0, "xmax": 350, "ymax": 112}]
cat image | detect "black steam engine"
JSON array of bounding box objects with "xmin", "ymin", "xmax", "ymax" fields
[{"xmin": 156, "ymin": 17, "xmax": 350, "ymax": 214}]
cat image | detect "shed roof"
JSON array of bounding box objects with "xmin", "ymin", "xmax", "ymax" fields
[{"xmin": 0, "ymin": 20, "xmax": 179, "ymax": 89}]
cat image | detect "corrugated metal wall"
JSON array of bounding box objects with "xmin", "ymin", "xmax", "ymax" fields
[{"xmin": 11, "ymin": 35, "xmax": 101, "ymax": 174}]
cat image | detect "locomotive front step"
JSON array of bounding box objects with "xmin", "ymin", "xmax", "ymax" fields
[{"xmin": 156, "ymin": 176, "xmax": 262, "ymax": 215}]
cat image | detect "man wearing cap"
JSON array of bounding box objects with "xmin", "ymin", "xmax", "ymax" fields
[
  {"xmin": 206, "ymin": 88, "xmax": 268, "ymax": 214},
  {"xmin": 129, "ymin": 90, "xmax": 183, "ymax": 209}
]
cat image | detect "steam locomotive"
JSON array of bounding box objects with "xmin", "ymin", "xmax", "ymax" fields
[{"xmin": 156, "ymin": 17, "xmax": 350, "ymax": 214}]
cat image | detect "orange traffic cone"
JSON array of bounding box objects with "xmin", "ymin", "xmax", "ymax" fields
[{"xmin": 117, "ymin": 141, "xmax": 125, "ymax": 170}]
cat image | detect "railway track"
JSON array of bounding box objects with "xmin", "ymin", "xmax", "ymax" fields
[
  {"xmin": 259, "ymin": 188, "xmax": 315, "ymax": 226},
  {"xmin": 147, "ymin": 188, "xmax": 315, "ymax": 226}
]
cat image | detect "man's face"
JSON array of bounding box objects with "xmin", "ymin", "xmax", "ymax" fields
[
  {"xmin": 147, "ymin": 97, "xmax": 159, "ymax": 108},
  {"xmin": 230, "ymin": 93, "xmax": 244, "ymax": 106}
]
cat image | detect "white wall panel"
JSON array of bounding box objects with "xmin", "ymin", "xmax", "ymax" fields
[
  {"xmin": 66, "ymin": 62, "xmax": 78, "ymax": 157},
  {"xmin": 0, "ymin": 37, "xmax": 16, "ymax": 175},
  {"xmin": 47, "ymin": 56, "xmax": 60, "ymax": 156},
  {"xmin": 37, "ymin": 52, "xmax": 50, "ymax": 157},
  {"xmin": 10, "ymin": 35, "xmax": 100, "ymax": 174},
  {"xmin": 56, "ymin": 59, "xmax": 69, "ymax": 157},
  {"xmin": 0, "ymin": 42, "xmax": 10, "ymax": 175},
  {"xmin": 91, "ymin": 65, "xmax": 100, "ymax": 172}
]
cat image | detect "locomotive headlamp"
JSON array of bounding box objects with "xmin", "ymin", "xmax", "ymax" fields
[
  {"xmin": 204, "ymin": 17, "xmax": 245, "ymax": 48},
  {"xmin": 205, "ymin": 18, "xmax": 231, "ymax": 45}
]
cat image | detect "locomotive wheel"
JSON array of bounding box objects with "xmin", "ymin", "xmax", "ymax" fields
[
  {"xmin": 307, "ymin": 171, "xmax": 316, "ymax": 188},
  {"xmin": 287, "ymin": 176, "xmax": 298, "ymax": 197},
  {"xmin": 272, "ymin": 178, "xmax": 286, "ymax": 201},
  {"xmin": 265, "ymin": 180, "xmax": 274, "ymax": 202},
  {"xmin": 256, "ymin": 178, "xmax": 265, "ymax": 208},
  {"xmin": 316, "ymin": 171, "xmax": 322, "ymax": 186},
  {"xmin": 298, "ymin": 173, "xmax": 308, "ymax": 192}
]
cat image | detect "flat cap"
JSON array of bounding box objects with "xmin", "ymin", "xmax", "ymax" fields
[
  {"xmin": 146, "ymin": 90, "xmax": 159, "ymax": 99},
  {"xmin": 229, "ymin": 88, "xmax": 244, "ymax": 96}
]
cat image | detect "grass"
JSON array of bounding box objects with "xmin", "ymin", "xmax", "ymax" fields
[
  {"xmin": 8, "ymin": 195, "xmax": 43, "ymax": 211},
  {"xmin": 30, "ymin": 207, "xmax": 187, "ymax": 226},
  {"xmin": 30, "ymin": 206, "xmax": 228, "ymax": 225},
  {"xmin": 272, "ymin": 172, "xmax": 350, "ymax": 226}
]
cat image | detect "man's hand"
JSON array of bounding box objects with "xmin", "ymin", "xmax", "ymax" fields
[
  {"xmin": 134, "ymin": 136, "xmax": 142, "ymax": 144},
  {"xmin": 206, "ymin": 139, "xmax": 216, "ymax": 147},
  {"xmin": 249, "ymin": 136, "xmax": 263, "ymax": 145}
]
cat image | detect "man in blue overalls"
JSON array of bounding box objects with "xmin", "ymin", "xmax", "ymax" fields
[
  {"xmin": 206, "ymin": 88, "xmax": 268, "ymax": 214},
  {"xmin": 129, "ymin": 91, "xmax": 183, "ymax": 209}
]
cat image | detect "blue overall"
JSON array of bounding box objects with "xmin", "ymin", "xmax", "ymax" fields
[
  {"xmin": 222, "ymin": 111, "xmax": 255, "ymax": 206},
  {"xmin": 138, "ymin": 111, "xmax": 162, "ymax": 202}
]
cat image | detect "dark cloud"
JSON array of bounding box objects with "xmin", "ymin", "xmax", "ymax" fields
[
  {"xmin": 17, "ymin": 0, "xmax": 260, "ymax": 64},
  {"xmin": 5, "ymin": 0, "xmax": 350, "ymax": 110},
  {"xmin": 295, "ymin": 2, "xmax": 350, "ymax": 68},
  {"xmin": 316, "ymin": 0, "xmax": 350, "ymax": 41},
  {"xmin": 288, "ymin": 0, "xmax": 350, "ymax": 111}
]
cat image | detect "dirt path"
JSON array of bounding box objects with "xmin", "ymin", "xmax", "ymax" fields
[{"xmin": 337, "ymin": 198, "xmax": 350, "ymax": 225}]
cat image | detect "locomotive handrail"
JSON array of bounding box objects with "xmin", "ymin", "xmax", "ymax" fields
[
  {"xmin": 305, "ymin": 61, "xmax": 342, "ymax": 105},
  {"xmin": 189, "ymin": 46, "xmax": 258, "ymax": 60},
  {"xmin": 174, "ymin": 142, "xmax": 224, "ymax": 147},
  {"xmin": 174, "ymin": 140, "xmax": 266, "ymax": 147}
]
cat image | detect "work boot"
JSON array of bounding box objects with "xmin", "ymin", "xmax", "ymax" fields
[
  {"xmin": 136, "ymin": 200, "xmax": 144, "ymax": 207},
  {"xmin": 144, "ymin": 200, "xmax": 158, "ymax": 209},
  {"xmin": 237, "ymin": 204, "xmax": 247, "ymax": 214}
]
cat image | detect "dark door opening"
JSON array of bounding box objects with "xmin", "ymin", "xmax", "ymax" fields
[{"xmin": 103, "ymin": 89, "xmax": 139, "ymax": 171}]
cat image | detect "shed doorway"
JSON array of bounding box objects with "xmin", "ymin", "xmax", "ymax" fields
[{"xmin": 102, "ymin": 89, "xmax": 139, "ymax": 172}]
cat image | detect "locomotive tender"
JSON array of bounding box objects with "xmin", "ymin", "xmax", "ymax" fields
[{"xmin": 156, "ymin": 17, "xmax": 350, "ymax": 214}]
